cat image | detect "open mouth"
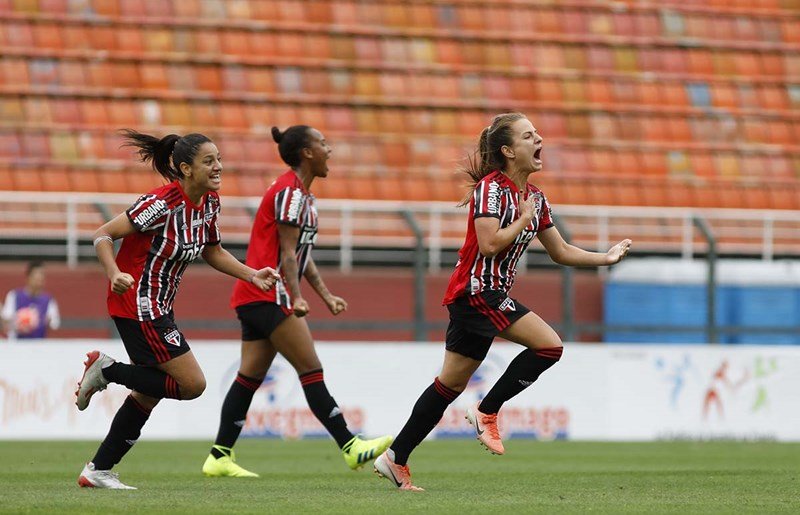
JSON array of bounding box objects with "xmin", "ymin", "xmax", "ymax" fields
[
  {"xmin": 533, "ymin": 147, "xmax": 543, "ymax": 166},
  {"xmin": 209, "ymin": 173, "xmax": 221, "ymax": 185}
]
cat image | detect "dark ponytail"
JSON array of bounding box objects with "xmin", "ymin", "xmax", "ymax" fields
[
  {"xmin": 121, "ymin": 129, "xmax": 212, "ymax": 181},
  {"xmin": 458, "ymin": 112, "xmax": 526, "ymax": 206},
  {"xmin": 271, "ymin": 125, "xmax": 312, "ymax": 168}
]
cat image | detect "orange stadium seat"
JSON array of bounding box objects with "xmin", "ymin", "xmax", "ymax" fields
[
  {"xmin": 661, "ymin": 83, "xmax": 690, "ymax": 107},
  {"xmin": 23, "ymin": 98, "xmax": 51, "ymax": 124},
  {"xmin": 767, "ymin": 120, "xmax": 792, "ymax": 145},
  {"xmin": 119, "ymin": 0, "xmax": 147, "ymax": 17},
  {"xmin": 617, "ymin": 150, "xmax": 643, "ymax": 176},
  {"xmin": 33, "ymin": 23, "xmax": 64, "ymax": 50},
  {"xmin": 768, "ymin": 155, "xmax": 793, "ymax": 179},
  {"xmin": 759, "ymin": 85, "xmax": 789, "ymax": 110},
  {"xmin": 40, "ymin": 166, "xmax": 71, "ymax": 192},
  {"xmin": 142, "ymin": 27, "xmax": 175, "ymax": 55},
  {"xmin": 4, "ymin": 21, "xmax": 34, "ymax": 48},
  {"xmin": 613, "ymin": 80, "xmax": 639, "ymax": 106},
  {"xmin": 12, "ymin": 165, "xmax": 43, "ymax": 191},
  {"xmin": 586, "ymin": 79, "xmax": 614, "ymax": 108},
  {"xmin": 669, "ymin": 118, "xmax": 693, "ymax": 142},
  {"xmin": 711, "ymin": 83, "xmax": 739, "ymax": 109},
  {"xmin": 761, "ymin": 52, "xmax": 792, "ymax": 77},
  {"xmin": 39, "ymin": 0, "xmax": 67, "ymax": 13},
  {"xmin": 741, "ymin": 186, "xmax": 771, "ymax": 209},
  {"xmin": 560, "ymin": 181, "xmax": 592, "ymax": 206},
  {"xmin": 640, "ymin": 151, "xmax": 668, "ymax": 176},
  {"xmin": 715, "ymin": 153, "xmax": 741, "ymax": 178},
  {"xmin": 566, "ymin": 113, "xmax": 592, "ymax": 139},
  {"xmin": 21, "ymin": 131, "xmax": 49, "ymax": 158},
  {"xmin": 690, "ymin": 152, "xmax": 717, "ymax": 178},
  {"xmin": 631, "ymin": 179, "xmax": 662, "ymax": 207},
  {"xmin": 0, "ymin": 162, "xmax": 12, "ymax": 190},
  {"xmin": 0, "ymin": 132, "xmax": 21, "ymax": 158},
  {"xmin": 52, "ymin": 98, "xmax": 82, "ymax": 125}
]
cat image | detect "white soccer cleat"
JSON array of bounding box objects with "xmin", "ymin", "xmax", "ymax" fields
[
  {"xmin": 75, "ymin": 350, "xmax": 114, "ymax": 411},
  {"xmin": 78, "ymin": 462, "xmax": 137, "ymax": 490}
]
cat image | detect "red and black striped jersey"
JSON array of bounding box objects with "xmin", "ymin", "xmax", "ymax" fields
[
  {"xmin": 443, "ymin": 170, "xmax": 554, "ymax": 304},
  {"xmin": 231, "ymin": 170, "xmax": 318, "ymax": 309},
  {"xmin": 108, "ymin": 181, "xmax": 221, "ymax": 321}
]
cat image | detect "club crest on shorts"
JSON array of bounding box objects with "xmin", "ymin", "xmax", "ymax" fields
[
  {"xmin": 164, "ymin": 329, "xmax": 182, "ymax": 347},
  {"xmin": 498, "ymin": 297, "xmax": 516, "ymax": 312}
]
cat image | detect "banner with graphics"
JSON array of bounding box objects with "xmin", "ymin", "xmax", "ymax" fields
[{"xmin": 1, "ymin": 341, "xmax": 798, "ymax": 440}]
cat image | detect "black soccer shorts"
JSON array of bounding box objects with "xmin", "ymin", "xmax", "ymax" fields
[
  {"xmin": 113, "ymin": 312, "xmax": 190, "ymax": 366},
  {"xmin": 445, "ymin": 290, "xmax": 530, "ymax": 361},
  {"xmin": 236, "ymin": 301, "xmax": 292, "ymax": 341}
]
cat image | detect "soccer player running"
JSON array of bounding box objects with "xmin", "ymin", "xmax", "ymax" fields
[
  {"xmin": 374, "ymin": 113, "xmax": 632, "ymax": 491},
  {"xmin": 202, "ymin": 125, "xmax": 392, "ymax": 478},
  {"xmin": 74, "ymin": 130, "xmax": 279, "ymax": 489}
]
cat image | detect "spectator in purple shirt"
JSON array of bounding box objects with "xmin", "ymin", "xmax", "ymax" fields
[{"xmin": 1, "ymin": 261, "xmax": 60, "ymax": 340}]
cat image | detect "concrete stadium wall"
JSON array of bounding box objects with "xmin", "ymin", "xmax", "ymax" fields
[{"xmin": 0, "ymin": 264, "xmax": 604, "ymax": 341}]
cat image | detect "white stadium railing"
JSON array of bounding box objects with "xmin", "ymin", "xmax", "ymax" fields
[{"xmin": 1, "ymin": 191, "xmax": 798, "ymax": 269}]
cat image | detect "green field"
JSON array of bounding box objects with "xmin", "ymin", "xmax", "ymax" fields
[{"xmin": 2, "ymin": 440, "xmax": 799, "ymax": 514}]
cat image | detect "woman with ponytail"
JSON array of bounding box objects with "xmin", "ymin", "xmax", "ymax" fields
[
  {"xmin": 202, "ymin": 125, "xmax": 392, "ymax": 478},
  {"xmin": 74, "ymin": 130, "xmax": 279, "ymax": 489},
  {"xmin": 374, "ymin": 113, "xmax": 633, "ymax": 491}
]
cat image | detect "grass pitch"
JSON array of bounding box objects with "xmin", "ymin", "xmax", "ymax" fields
[{"xmin": 1, "ymin": 440, "xmax": 798, "ymax": 514}]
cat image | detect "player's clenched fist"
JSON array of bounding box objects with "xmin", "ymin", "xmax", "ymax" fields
[
  {"xmin": 252, "ymin": 267, "xmax": 280, "ymax": 292},
  {"xmin": 110, "ymin": 272, "xmax": 135, "ymax": 295},
  {"xmin": 326, "ymin": 295, "xmax": 348, "ymax": 315}
]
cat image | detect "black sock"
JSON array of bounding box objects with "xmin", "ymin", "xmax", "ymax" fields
[
  {"xmin": 299, "ymin": 369, "xmax": 354, "ymax": 448},
  {"xmin": 210, "ymin": 373, "xmax": 261, "ymax": 459},
  {"xmin": 478, "ymin": 347, "xmax": 563, "ymax": 415},
  {"xmin": 102, "ymin": 362, "xmax": 181, "ymax": 400},
  {"xmin": 390, "ymin": 377, "xmax": 460, "ymax": 466},
  {"xmin": 91, "ymin": 395, "xmax": 152, "ymax": 470}
]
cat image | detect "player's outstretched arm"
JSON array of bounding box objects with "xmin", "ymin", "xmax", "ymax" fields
[
  {"xmin": 303, "ymin": 258, "xmax": 347, "ymax": 315},
  {"xmin": 201, "ymin": 245, "xmax": 279, "ymax": 292},
  {"xmin": 538, "ymin": 226, "xmax": 632, "ymax": 267}
]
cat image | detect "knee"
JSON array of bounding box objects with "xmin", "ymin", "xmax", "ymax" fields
[
  {"xmin": 534, "ymin": 345, "xmax": 564, "ymax": 362},
  {"xmin": 179, "ymin": 374, "xmax": 207, "ymax": 400},
  {"xmin": 294, "ymin": 359, "xmax": 323, "ymax": 376},
  {"xmin": 239, "ymin": 368, "xmax": 268, "ymax": 382},
  {"xmin": 131, "ymin": 392, "xmax": 159, "ymax": 411},
  {"xmin": 437, "ymin": 375, "xmax": 469, "ymax": 393}
]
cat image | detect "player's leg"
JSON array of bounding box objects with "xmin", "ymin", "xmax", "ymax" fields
[
  {"xmin": 474, "ymin": 310, "xmax": 563, "ymax": 435},
  {"xmin": 270, "ymin": 314, "xmax": 392, "ymax": 470},
  {"xmin": 76, "ymin": 316, "xmax": 202, "ymax": 489},
  {"xmin": 78, "ymin": 352, "xmax": 204, "ymax": 489},
  {"xmin": 79, "ymin": 391, "xmax": 160, "ymax": 489},
  {"xmin": 204, "ymin": 338, "xmax": 277, "ymax": 478},
  {"xmin": 375, "ymin": 350, "xmax": 480, "ymax": 491},
  {"xmin": 76, "ymin": 316, "xmax": 199, "ymax": 410}
]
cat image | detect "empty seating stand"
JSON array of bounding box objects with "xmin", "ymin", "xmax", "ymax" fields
[{"xmin": 0, "ymin": 0, "xmax": 797, "ymax": 208}]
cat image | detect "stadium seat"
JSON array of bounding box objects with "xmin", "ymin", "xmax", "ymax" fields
[
  {"xmin": 711, "ymin": 83, "xmax": 739, "ymax": 109},
  {"xmin": 38, "ymin": 0, "xmax": 67, "ymax": 13},
  {"xmin": 761, "ymin": 52, "xmax": 792, "ymax": 77},
  {"xmin": 12, "ymin": 165, "xmax": 43, "ymax": 191},
  {"xmin": 758, "ymin": 85, "xmax": 789, "ymax": 110},
  {"xmin": 20, "ymin": 132, "xmax": 49, "ymax": 159}
]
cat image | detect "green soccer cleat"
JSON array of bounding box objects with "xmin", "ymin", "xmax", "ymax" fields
[
  {"xmin": 202, "ymin": 445, "xmax": 259, "ymax": 478},
  {"xmin": 342, "ymin": 435, "xmax": 393, "ymax": 471}
]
